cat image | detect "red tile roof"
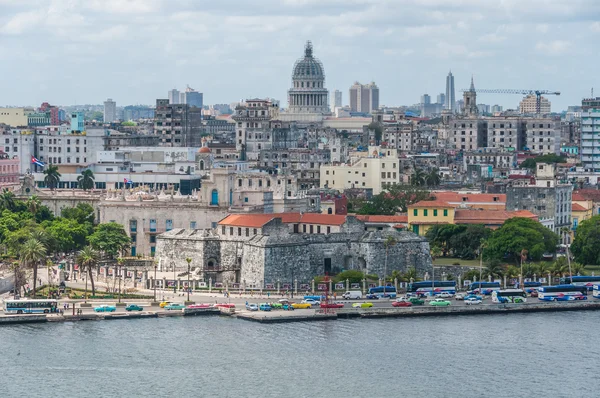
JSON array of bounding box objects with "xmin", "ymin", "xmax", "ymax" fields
[
  {"xmin": 574, "ymin": 189, "xmax": 600, "ymax": 202},
  {"xmin": 218, "ymin": 213, "xmax": 346, "ymax": 228},
  {"xmin": 433, "ymin": 192, "xmax": 506, "ymax": 203},
  {"xmin": 572, "ymin": 193, "xmax": 587, "ymax": 201},
  {"xmin": 572, "ymin": 203, "xmax": 588, "ymax": 212},
  {"xmin": 410, "ymin": 200, "xmax": 452, "ymax": 208},
  {"xmin": 454, "ymin": 209, "xmax": 538, "ymax": 225},
  {"xmin": 355, "ymin": 215, "xmax": 408, "ymax": 223}
]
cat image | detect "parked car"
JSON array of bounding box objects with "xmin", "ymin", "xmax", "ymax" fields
[
  {"xmin": 429, "ymin": 299, "xmax": 451, "ymax": 307},
  {"xmin": 245, "ymin": 303, "xmax": 259, "ymax": 311},
  {"xmin": 320, "ymin": 302, "xmax": 345, "ymax": 309},
  {"xmin": 125, "ymin": 304, "xmax": 143, "ymax": 311},
  {"xmin": 465, "ymin": 297, "xmax": 482, "ymax": 305},
  {"xmin": 408, "ymin": 297, "xmax": 425, "ymax": 305},
  {"xmin": 214, "ymin": 303, "xmax": 236, "ymax": 309},
  {"xmin": 291, "ymin": 303, "xmax": 312, "ymax": 309},
  {"xmin": 259, "ymin": 303, "xmax": 272, "ymax": 311},
  {"xmin": 159, "ymin": 301, "xmax": 172, "ymax": 308},
  {"xmin": 365, "ymin": 294, "xmax": 379, "ymax": 300},
  {"xmin": 94, "ymin": 305, "xmax": 116, "ymax": 313},
  {"xmin": 352, "ymin": 302, "xmax": 373, "ymax": 308},
  {"xmin": 282, "ymin": 304, "xmax": 295, "ymax": 311},
  {"xmin": 455, "ymin": 293, "xmax": 465, "ymax": 300},
  {"xmin": 464, "ymin": 294, "xmax": 483, "ymax": 301},
  {"xmin": 165, "ymin": 303, "xmax": 186, "ymax": 311},
  {"xmin": 270, "ymin": 302, "xmax": 283, "ymax": 309},
  {"xmin": 438, "ymin": 292, "xmax": 453, "ymax": 298},
  {"xmin": 530, "ymin": 290, "xmax": 539, "ymax": 298},
  {"xmin": 392, "ymin": 300, "xmax": 412, "ymax": 308},
  {"xmin": 301, "ymin": 299, "xmax": 320, "ymax": 306}
]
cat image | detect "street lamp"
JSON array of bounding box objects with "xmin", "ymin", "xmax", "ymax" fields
[
  {"xmin": 171, "ymin": 261, "xmax": 176, "ymax": 294},
  {"xmin": 153, "ymin": 260, "xmax": 157, "ymax": 302},
  {"xmin": 185, "ymin": 257, "xmax": 192, "ymax": 302}
]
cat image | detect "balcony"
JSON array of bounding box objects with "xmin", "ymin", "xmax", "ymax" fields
[{"xmin": 143, "ymin": 227, "xmax": 166, "ymax": 234}]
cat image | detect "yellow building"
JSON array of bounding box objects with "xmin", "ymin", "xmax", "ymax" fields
[
  {"xmin": 407, "ymin": 200, "xmax": 455, "ymax": 236},
  {"xmin": 0, "ymin": 108, "xmax": 29, "ymax": 127},
  {"xmin": 320, "ymin": 146, "xmax": 402, "ymax": 194}
]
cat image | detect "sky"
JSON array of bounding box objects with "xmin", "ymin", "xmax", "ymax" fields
[{"xmin": 1, "ymin": 0, "xmax": 599, "ymax": 111}]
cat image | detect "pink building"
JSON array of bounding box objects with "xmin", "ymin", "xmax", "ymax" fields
[{"xmin": 0, "ymin": 152, "xmax": 19, "ymax": 185}]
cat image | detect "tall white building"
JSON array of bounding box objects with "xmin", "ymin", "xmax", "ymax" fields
[
  {"xmin": 103, "ymin": 98, "xmax": 116, "ymax": 123},
  {"xmin": 445, "ymin": 71, "xmax": 455, "ymax": 112},
  {"xmin": 168, "ymin": 89, "xmax": 180, "ymax": 104},
  {"xmin": 331, "ymin": 90, "xmax": 342, "ymax": 110},
  {"xmin": 581, "ymin": 97, "xmax": 600, "ymax": 172}
]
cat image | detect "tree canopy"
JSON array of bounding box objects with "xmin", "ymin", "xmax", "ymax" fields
[
  {"xmin": 520, "ymin": 154, "xmax": 566, "ymax": 169},
  {"xmin": 571, "ymin": 215, "xmax": 600, "ymax": 265},
  {"xmin": 88, "ymin": 222, "xmax": 130, "ymax": 258},
  {"xmin": 426, "ymin": 224, "xmax": 492, "ymax": 259},
  {"xmin": 356, "ymin": 184, "xmax": 430, "ymax": 215},
  {"xmin": 62, "ymin": 203, "xmax": 95, "ymax": 225},
  {"xmin": 484, "ymin": 217, "xmax": 559, "ymax": 263}
]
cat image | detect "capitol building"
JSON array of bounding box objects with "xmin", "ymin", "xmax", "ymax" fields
[{"xmin": 279, "ymin": 41, "xmax": 331, "ymax": 123}]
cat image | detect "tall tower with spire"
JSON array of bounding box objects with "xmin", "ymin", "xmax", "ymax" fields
[
  {"xmin": 445, "ymin": 71, "xmax": 455, "ymax": 112},
  {"xmin": 463, "ymin": 76, "xmax": 478, "ymax": 117}
]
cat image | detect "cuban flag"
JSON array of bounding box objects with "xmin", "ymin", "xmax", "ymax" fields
[
  {"xmin": 31, "ymin": 156, "xmax": 45, "ymax": 167},
  {"xmin": 124, "ymin": 178, "xmax": 133, "ymax": 185}
]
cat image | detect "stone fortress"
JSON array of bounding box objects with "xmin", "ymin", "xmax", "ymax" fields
[{"xmin": 154, "ymin": 213, "xmax": 432, "ymax": 289}]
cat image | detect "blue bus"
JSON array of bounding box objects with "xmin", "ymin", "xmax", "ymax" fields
[
  {"xmin": 538, "ymin": 285, "xmax": 587, "ymax": 301},
  {"xmin": 367, "ymin": 286, "xmax": 397, "ymax": 298},
  {"xmin": 3, "ymin": 299, "xmax": 58, "ymax": 314},
  {"xmin": 407, "ymin": 281, "xmax": 456, "ymax": 296},
  {"xmin": 468, "ymin": 282, "xmax": 501, "ymax": 295},
  {"xmin": 522, "ymin": 281, "xmax": 542, "ymax": 293},
  {"xmin": 560, "ymin": 276, "xmax": 600, "ymax": 291},
  {"xmin": 593, "ymin": 285, "xmax": 600, "ymax": 299}
]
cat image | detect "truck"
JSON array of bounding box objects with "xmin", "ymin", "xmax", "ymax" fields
[{"xmin": 342, "ymin": 291, "xmax": 362, "ymax": 300}]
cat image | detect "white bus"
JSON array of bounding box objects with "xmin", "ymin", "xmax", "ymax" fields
[
  {"xmin": 492, "ymin": 289, "xmax": 527, "ymax": 304},
  {"xmin": 3, "ymin": 299, "xmax": 58, "ymax": 314}
]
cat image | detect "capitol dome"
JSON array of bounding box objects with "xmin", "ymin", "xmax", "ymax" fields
[
  {"xmin": 199, "ymin": 146, "xmax": 211, "ymax": 153},
  {"xmin": 287, "ymin": 41, "xmax": 329, "ymax": 115}
]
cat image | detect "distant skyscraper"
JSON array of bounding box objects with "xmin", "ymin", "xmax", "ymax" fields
[
  {"xmin": 519, "ymin": 94, "xmax": 551, "ymax": 114},
  {"xmin": 168, "ymin": 89, "xmax": 180, "ymax": 104},
  {"xmin": 437, "ymin": 93, "xmax": 445, "ymax": 105},
  {"xmin": 445, "ymin": 71, "xmax": 455, "ymax": 112},
  {"xmin": 420, "ymin": 94, "xmax": 431, "ymax": 105},
  {"xmin": 184, "ymin": 86, "xmax": 203, "ymax": 108},
  {"xmin": 331, "ymin": 90, "xmax": 342, "ymax": 110},
  {"xmin": 349, "ymin": 81, "xmax": 379, "ymax": 113},
  {"xmin": 103, "ymin": 98, "xmax": 116, "ymax": 123}
]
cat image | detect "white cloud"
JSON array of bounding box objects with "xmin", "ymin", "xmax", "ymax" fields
[
  {"xmin": 0, "ymin": 10, "xmax": 43, "ymax": 35},
  {"xmin": 478, "ymin": 33, "xmax": 506, "ymax": 43},
  {"xmin": 331, "ymin": 25, "xmax": 367, "ymax": 37},
  {"xmin": 535, "ymin": 40, "xmax": 571, "ymax": 56}
]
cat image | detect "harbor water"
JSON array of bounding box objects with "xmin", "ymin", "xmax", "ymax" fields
[{"xmin": 1, "ymin": 312, "xmax": 598, "ymax": 397}]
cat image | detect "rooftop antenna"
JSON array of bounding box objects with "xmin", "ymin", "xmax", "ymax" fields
[{"xmin": 592, "ymin": 87, "xmax": 594, "ymax": 98}]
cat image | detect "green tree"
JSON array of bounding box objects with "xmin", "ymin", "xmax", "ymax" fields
[
  {"xmin": 484, "ymin": 258, "xmax": 504, "ymax": 279},
  {"xmin": 410, "ymin": 168, "xmax": 427, "ymax": 187},
  {"xmin": 425, "ymin": 168, "xmax": 441, "ymax": 187},
  {"xmin": 77, "ymin": 169, "xmax": 95, "ymax": 191},
  {"xmin": 485, "ymin": 217, "xmax": 559, "ymax": 264},
  {"xmin": 520, "ymin": 154, "xmax": 566, "ymax": 169},
  {"xmin": 551, "ymin": 257, "xmax": 568, "ymax": 278},
  {"xmin": 45, "ymin": 218, "xmax": 92, "ymax": 253},
  {"xmin": 43, "ymin": 165, "xmax": 61, "ymax": 190},
  {"xmin": 367, "ymin": 122, "xmax": 383, "ymax": 145},
  {"xmin": 0, "ymin": 189, "xmax": 16, "ymax": 211},
  {"xmin": 88, "ymin": 222, "xmax": 130, "ymax": 259},
  {"xmin": 78, "ymin": 245, "xmax": 99, "ymax": 298},
  {"xmin": 403, "ymin": 267, "xmax": 418, "ymax": 282},
  {"xmin": 26, "ymin": 195, "xmax": 41, "ymax": 214},
  {"xmin": 333, "ymin": 270, "xmax": 364, "ymax": 284},
  {"xmin": 20, "ymin": 238, "xmax": 46, "ymax": 298},
  {"xmin": 571, "ymin": 262, "xmax": 586, "ymax": 276},
  {"xmin": 505, "ymin": 265, "xmax": 519, "ymax": 280},
  {"xmin": 570, "ymin": 215, "xmax": 600, "ymax": 265},
  {"xmin": 357, "ymin": 184, "xmax": 430, "ymax": 215},
  {"xmin": 61, "ymin": 203, "xmax": 95, "ymax": 225}
]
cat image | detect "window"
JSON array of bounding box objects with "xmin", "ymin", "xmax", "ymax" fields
[
  {"xmin": 433, "ymin": 209, "xmax": 438, "ymax": 216},
  {"xmin": 443, "ymin": 209, "xmax": 448, "ymax": 216},
  {"xmin": 222, "ymin": 226, "xmax": 226, "ymax": 235},
  {"xmin": 149, "ymin": 219, "xmax": 156, "ymax": 232},
  {"xmin": 238, "ymin": 227, "xmax": 242, "ymax": 236},
  {"xmin": 317, "ymin": 226, "xmax": 321, "ymax": 233},
  {"xmin": 413, "ymin": 209, "xmax": 418, "ymax": 216},
  {"xmin": 129, "ymin": 220, "xmax": 137, "ymax": 232},
  {"xmin": 131, "ymin": 234, "xmax": 136, "ymax": 243},
  {"xmin": 303, "ymin": 224, "xmax": 306, "ymax": 233},
  {"xmin": 190, "ymin": 221, "xmax": 197, "ymax": 229},
  {"xmin": 230, "ymin": 227, "xmax": 233, "ymax": 235},
  {"xmin": 150, "ymin": 235, "xmax": 156, "ymax": 243},
  {"xmin": 245, "ymin": 228, "xmax": 249, "ymax": 237},
  {"xmin": 166, "ymin": 219, "xmax": 173, "ymax": 231},
  {"xmin": 424, "ymin": 209, "xmax": 428, "ymax": 216},
  {"xmin": 327, "ymin": 226, "xmax": 331, "ymax": 234},
  {"xmin": 253, "ymin": 228, "xmax": 257, "ymax": 235},
  {"xmin": 310, "ymin": 225, "xmax": 314, "ymax": 233}
]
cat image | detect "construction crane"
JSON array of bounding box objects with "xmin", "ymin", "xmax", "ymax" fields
[{"xmin": 460, "ymin": 88, "xmax": 560, "ymax": 114}]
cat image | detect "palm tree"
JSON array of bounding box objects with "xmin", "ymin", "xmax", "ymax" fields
[
  {"xmin": 430, "ymin": 245, "xmax": 442, "ymax": 262},
  {"xmin": 536, "ymin": 262, "xmax": 551, "ymax": 278},
  {"xmin": 77, "ymin": 169, "xmax": 95, "ymax": 191},
  {"xmin": 20, "ymin": 238, "xmax": 47, "ymax": 298},
  {"xmin": 43, "ymin": 164, "xmax": 61, "ymax": 190},
  {"xmin": 426, "ymin": 168, "xmax": 441, "ymax": 187},
  {"xmin": 0, "ymin": 188, "xmax": 16, "ymax": 211},
  {"xmin": 560, "ymin": 227, "xmax": 573, "ymax": 281},
  {"xmin": 10, "ymin": 261, "xmax": 24, "ymax": 298},
  {"xmin": 404, "ymin": 267, "xmax": 418, "ymax": 282},
  {"xmin": 26, "ymin": 195, "xmax": 41, "ymax": 214},
  {"xmin": 484, "ymin": 259, "xmax": 504, "ymax": 280},
  {"xmin": 571, "ymin": 262, "xmax": 586, "ymax": 276},
  {"xmin": 522, "ymin": 263, "xmax": 537, "ymax": 279},
  {"xmin": 410, "ymin": 168, "xmax": 426, "ymax": 187},
  {"xmin": 505, "ymin": 266, "xmax": 519, "ymax": 281},
  {"xmin": 551, "ymin": 257, "xmax": 568, "ymax": 279},
  {"xmin": 383, "ymin": 236, "xmax": 397, "ymax": 284},
  {"xmin": 77, "ymin": 246, "xmax": 99, "ymax": 300}
]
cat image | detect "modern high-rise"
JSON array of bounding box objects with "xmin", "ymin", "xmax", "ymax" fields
[
  {"xmin": 581, "ymin": 97, "xmax": 600, "ymax": 172},
  {"xmin": 437, "ymin": 93, "xmax": 445, "ymax": 105},
  {"xmin": 154, "ymin": 99, "xmax": 203, "ymax": 147},
  {"xmin": 183, "ymin": 86, "xmax": 203, "ymax": 108},
  {"xmin": 445, "ymin": 71, "xmax": 455, "ymax": 112},
  {"xmin": 168, "ymin": 89, "xmax": 180, "ymax": 104},
  {"xmin": 420, "ymin": 94, "xmax": 431, "ymax": 105},
  {"xmin": 103, "ymin": 98, "xmax": 116, "ymax": 123},
  {"xmin": 331, "ymin": 90, "xmax": 342, "ymax": 110},
  {"xmin": 349, "ymin": 81, "xmax": 379, "ymax": 113}
]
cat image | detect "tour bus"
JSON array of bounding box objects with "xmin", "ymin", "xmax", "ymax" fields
[
  {"xmin": 468, "ymin": 282, "xmax": 501, "ymax": 295},
  {"xmin": 492, "ymin": 289, "xmax": 527, "ymax": 304},
  {"xmin": 367, "ymin": 286, "xmax": 397, "ymax": 299},
  {"xmin": 407, "ymin": 281, "xmax": 456, "ymax": 296},
  {"xmin": 594, "ymin": 285, "xmax": 600, "ymax": 299},
  {"xmin": 560, "ymin": 276, "xmax": 600, "ymax": 291},
  {"xmin": 522, "ymin": 281, "xmax": 542, "ymax": 293},
  {"xmin": 3, "ymin": 299, "xmax": 58, "ymax": 314},
  {"xmin": 537, "ymin": 285, "xmax": 588, "ymax": 301}
]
